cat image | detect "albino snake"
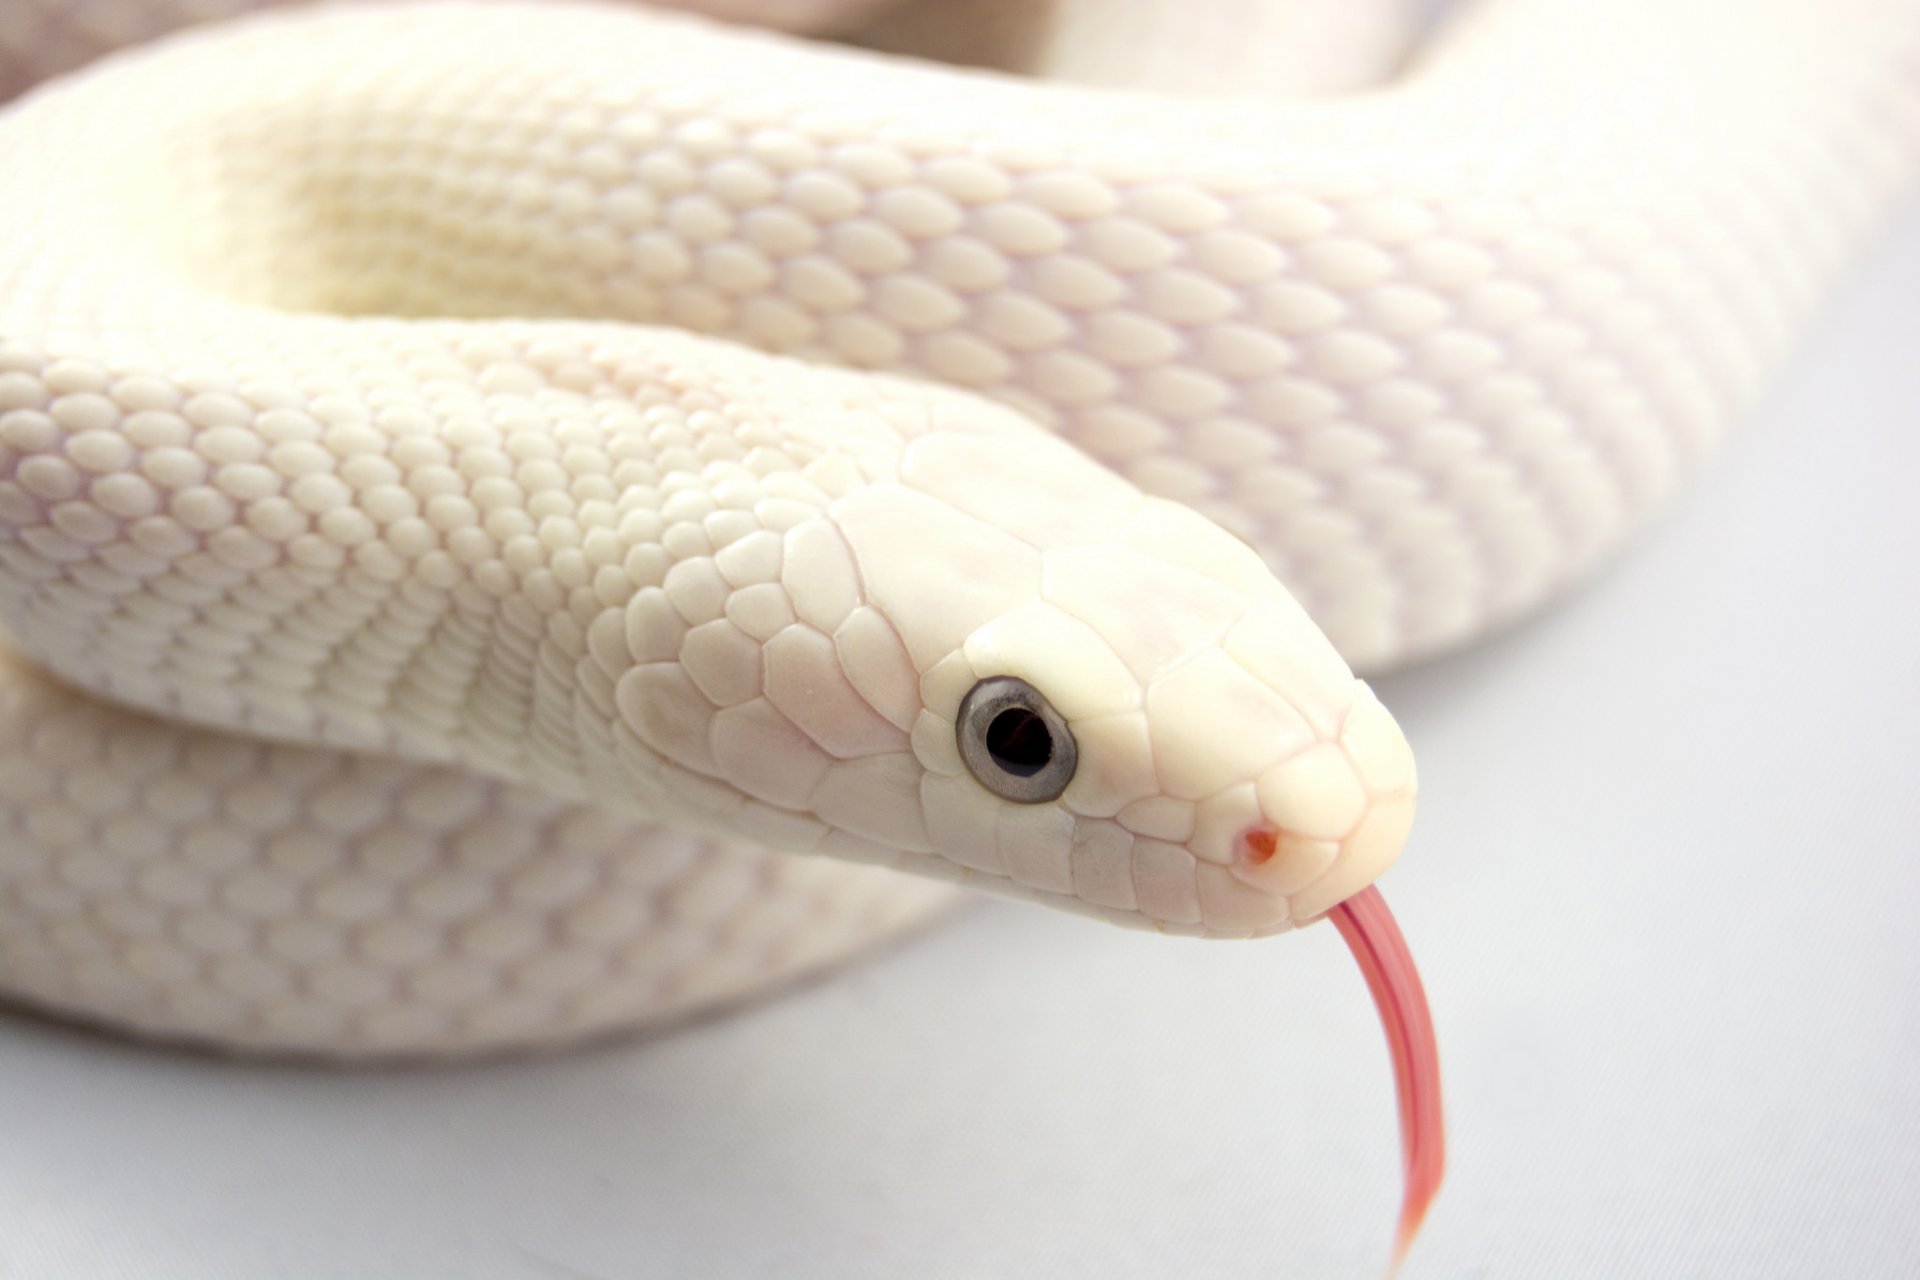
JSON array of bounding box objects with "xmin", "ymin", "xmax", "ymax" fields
[{"xmin": 1, "ymin": 0, "xmax": 1916, "ymax": 1262}]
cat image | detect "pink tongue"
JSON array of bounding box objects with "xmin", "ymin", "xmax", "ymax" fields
[{"xmin": 1328, "ymin": 886, "xmax": 1445, "ymax": 1270}]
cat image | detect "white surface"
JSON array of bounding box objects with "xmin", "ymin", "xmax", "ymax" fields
[{"xmin": 2, "ymin": 207, "xmax": 1917, "ymax": 1280}]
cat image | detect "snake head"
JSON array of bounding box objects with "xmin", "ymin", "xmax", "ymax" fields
[
  {"xmin": 833, "ymin": 420, "xmax": 1440, "ymax": 1257},
  {"xmin": 827, "ymin": 422, "xmax": 1417, "ymax": 935}
]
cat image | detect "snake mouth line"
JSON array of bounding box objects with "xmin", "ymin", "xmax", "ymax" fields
[{"xmin": 1328, "ymin": 885, "xmax": 1445, "ymax": 1272}]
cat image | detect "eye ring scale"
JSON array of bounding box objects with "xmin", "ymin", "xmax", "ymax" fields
[{"xmin": 956, "ymin": 676, "xmax": 1078, "ymax": 804}]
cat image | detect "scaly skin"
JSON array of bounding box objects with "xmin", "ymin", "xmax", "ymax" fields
[{"xmin": 0, "ymin": 0, "xmax": 1914, "ymax": 1065}]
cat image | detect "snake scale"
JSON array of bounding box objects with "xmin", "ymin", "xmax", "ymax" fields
[{"xmin": 1, "ymin": 0, "xmax": 1916, "ymax": 1259}]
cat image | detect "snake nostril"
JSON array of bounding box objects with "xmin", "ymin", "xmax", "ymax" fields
[{"xmin": 1237, "ymin": 824, "xmax": 1279, "ymax": 866}]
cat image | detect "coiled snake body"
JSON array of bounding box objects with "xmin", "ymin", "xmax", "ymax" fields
[{"xmin": 0, "ymin": 0, "xmax": 1916, "ymax": 1253}]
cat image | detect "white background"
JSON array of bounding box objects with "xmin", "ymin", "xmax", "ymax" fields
[{"xmin": 1, "ymin": 214, "xmax": 1915, "ymax": 1280}]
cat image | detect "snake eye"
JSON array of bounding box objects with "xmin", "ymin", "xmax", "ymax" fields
[{"xmin": 957, "ymin": 676, "xmax": 1077, "ymax": 804}]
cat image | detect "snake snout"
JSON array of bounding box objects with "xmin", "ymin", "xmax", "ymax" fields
[{"xmin": 1230, "ymin": 685, "xmax": 1418, "ymax": 926}]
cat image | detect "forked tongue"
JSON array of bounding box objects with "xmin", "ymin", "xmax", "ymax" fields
[{"xmin": 1328, "ymin": 885, "xmax": 1444, "ymax": 1272}]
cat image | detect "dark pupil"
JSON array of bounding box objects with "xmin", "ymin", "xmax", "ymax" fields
[{"xmin": 985, "ymin": 707, "xmax": 1052, "ymax": 777}]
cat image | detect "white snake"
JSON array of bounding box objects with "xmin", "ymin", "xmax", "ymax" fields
[{"xmin": 1, "ymin": 0, "xmax": 1916, "ymax": 1261}]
